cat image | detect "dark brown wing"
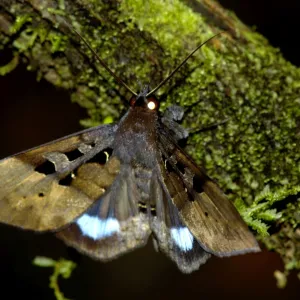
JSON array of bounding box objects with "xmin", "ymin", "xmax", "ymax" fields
[
  {"xmin": 157, "ymin": 127, "xmax": 260, "ymax": 256},
  {"xmin": 0, "ymin": 124, "xmax": 118, "ymax": 231},
  {"xmin": 150, "ymin": 170, "xmax": 211, "ymax": 273}
]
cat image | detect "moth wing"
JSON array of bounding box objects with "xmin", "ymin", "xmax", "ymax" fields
[
  {"xmin": 150, "ymin": 171, "xmax": 210, "ymax": 273},
  {"xmin": 0, "ymin": 124, "xmax": 117, "ymax": 231},
  {"xmin": 57, "ymin": 164, "xmax": 151, "ymax": 261},
  {"xmin": 158, "ymin": 130, "xmax": 260, "ymax": 256}
]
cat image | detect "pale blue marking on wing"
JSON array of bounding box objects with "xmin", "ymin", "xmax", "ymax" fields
[
  {"xmin": 170, "ymin": 227, "xmax": 194, "ymax": 252},
  {"xmin": 76, "ymin": 214, "xmax": 120, "ymax": 240}
]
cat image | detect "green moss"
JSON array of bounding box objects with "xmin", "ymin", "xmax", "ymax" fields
[
  {"xmin": 118, "ymin": 0, "xmax": 217, "ymax": 99},
  {"xmin": 235, "ymin": 185, "xmax": 300, "ymax": 236},
  {"xmin": 47, "ymin": 31, "xmax": 68, "ymax": 53},
  {"xmin": 13, "ymin": 27, "xmax": 39, "ymax": 51},
  {"xmin": 47, "ymin": 7, "xmax": 66, "ymax": 16},
  {"xmin": 10, "ymin": 14, "xmax": 32, "ymax": 34},
  {"xmin": 12, "ymin": 16, "xmax": 68, "ymax": 54},
  {"xmin": 274, "ymin": 270, "xmax": 287, "ymax": 289},
  {"xmin": 0, "ymin": 55, "xmax": 19, "ymax": 75},
  {"xmin": 120, "ymin": 0, "xmax": 211, "ymax": 57},
  {"xmin": 103, "ymin": 115, "xmax": 114, "ymax": 124}
]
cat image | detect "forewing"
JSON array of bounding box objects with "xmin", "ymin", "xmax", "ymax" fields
[
  {"xmin": 0, "ymin": 124, "xmax": 117, "ymax": 231},
  {"xmin": 57, "ymin": 163, "xmax": 151, "ymax": 261},
  {"xmin": 158, "ymin": 128, "xmax": 260, "ymax": 256},
  {"xmin": 150, "ymin": 170, "xmax": 210, "ymax": 273}
]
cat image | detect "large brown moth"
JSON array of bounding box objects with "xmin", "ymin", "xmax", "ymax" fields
[{"xmin": 0, "ymin": 29, "xmax": 260, "ymax": 273}]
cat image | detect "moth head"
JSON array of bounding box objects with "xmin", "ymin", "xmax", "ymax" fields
[{"xmin": 129, "ymin": 88, "xmax": 160, "ymax": 112}]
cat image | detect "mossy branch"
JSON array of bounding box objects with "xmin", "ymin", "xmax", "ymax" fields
[{"xmin": 1, "ymin": 0, "xmax": 299, "ymax": 286}]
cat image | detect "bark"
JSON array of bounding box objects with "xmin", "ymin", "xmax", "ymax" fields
[{"xmin": 0, "ymin": 0, "xmax": 299, "ymax": 285}]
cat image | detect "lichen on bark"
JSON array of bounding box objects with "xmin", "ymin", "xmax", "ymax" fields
[{"xmin": 0, "ymin": 0, "xmax": 299, "ymax": 284}]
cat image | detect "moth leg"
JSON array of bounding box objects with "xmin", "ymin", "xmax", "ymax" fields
[
  {"xmin": 161, "ymin": 105, "xmax": 189, "ymax": 141},
  {"xmin": 189, "ymin": 118, "xmax": 230, "ymax": 135},
  {"xmin": 163, "ymin": 105, "xmax": 185, "ymax": 121}
]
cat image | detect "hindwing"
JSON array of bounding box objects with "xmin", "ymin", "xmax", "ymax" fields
[
  {"xmin": 57, "ymin": 163, "xmax": 151, "ymax": 260},
  {"xmin": 149, "ymin": 170, "xmax": 211, "ymax": 273}
]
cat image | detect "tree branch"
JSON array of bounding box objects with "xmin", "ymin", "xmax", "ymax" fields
[{"xmin": 0, "ymin": 0, "xmax": 299, "ymax": 284}]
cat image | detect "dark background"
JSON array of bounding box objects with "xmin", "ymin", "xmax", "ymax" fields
[{"xmin": 0, "ymin": 1, "xmax": 299, "ymax": 299}]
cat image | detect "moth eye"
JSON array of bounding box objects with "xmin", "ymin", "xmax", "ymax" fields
[
  {"xmin": 65, "ymin": 149, "xmax": 83, "ymax": 161},
  {"xmin": 35, "ymin": 160, "xmax": 56, "ymax": 175},
  {"xmin": 129, "ymin": 97, "xmax": 136, "ymax": 107},
  {"xmin": 192, "ymin": 175, "xmax": 204, "ymax": 193},
  {"xmin": 146, "ymin": 97, "xmax": 159, "ymax": 111},
  {"xmin": 38, "ymin": 192, "xmax": 45, "ymax": 198},
  {"xmin": 147, "ymin": 101, "xmax": 156, "ymax": 110},
  {"xmin": 204, "ymin": 212, "xmax": 209, "ymax": 217}
]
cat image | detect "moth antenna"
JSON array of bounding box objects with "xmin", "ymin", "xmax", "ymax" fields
[
  {"xmin": 146, "ymin": 32, "xmax": 224, "ymax": 97},
  {"xmin": 70, "ymin": 26, "xmax": 138, "ymax": 96}
]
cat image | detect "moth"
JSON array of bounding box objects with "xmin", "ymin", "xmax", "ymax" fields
[{"xmin": 0, "ymin": 30, "xmax": 260, "ymax": 273}]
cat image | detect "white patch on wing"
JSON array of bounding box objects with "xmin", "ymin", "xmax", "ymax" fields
[
  {"xmin": 76, "ymin": 214, "xmax": 120, "ymax": 240},
  {"xmin": 170, "ymin": 227, "xmax": 194, "ymax": 252}
]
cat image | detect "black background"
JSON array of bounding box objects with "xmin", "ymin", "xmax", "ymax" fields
[{"xmin": 0, "ymin": 1, "xmax": 299, "ymax": 299}]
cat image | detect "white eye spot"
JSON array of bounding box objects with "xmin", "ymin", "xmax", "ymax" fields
[
  {"xmin": 147, "ymin": 101, "xmax": 156, "ymax": 110},
  {"xmin": 76, "ymin": 214, "xmax": 120, "ymax": 240},
  {"xmin": 170, "ymin": 227, "xmax": 194, "ymax": 252}
]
